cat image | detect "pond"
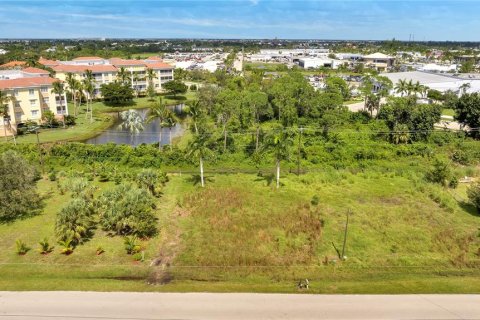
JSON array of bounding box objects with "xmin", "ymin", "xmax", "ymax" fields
[{"xmin": 85, "ymin": 107, "xmax": 184, "ymax": 147}]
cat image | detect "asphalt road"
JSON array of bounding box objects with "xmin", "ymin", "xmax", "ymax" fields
[{"xmin": 1, "ymin": 292, "xmax": 479, "ymax": 320}]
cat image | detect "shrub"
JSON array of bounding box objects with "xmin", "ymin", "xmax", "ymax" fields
[
  {"xmin": 449, "ymin": 176, "xmax": 459, "ymax": 189},
  {"xmin": 96, "ymin": 246, "xmax": 105, "ymax": 255},
  {"xmin": 48, "ymin": 171, "xmax": 57, "ymax": 181},
  {"xmin": 426, "ymin": 158, "xmax": 452, "ymax": 186},
  {"xmin": 467, "ymin": 183, "xmax": 480, "ymax": 214},
  {"xmin": 311, "ymin": 195, "xmax": 320, "ymax": 206},
  {"xmin": 55, "ymin": 198, "xmax": 95, "ymax": 245},
  {"xmin": 15, "ymin": 239, "xmax": 30, "ymax": 255},
  {"xmin": 135, "ymin": 169, "xmax": 167, "ymax": 196},
  {"xmin": 98, "ymin": 184, "xmax": 158, "ymax": 237},
  {"xmin": 58, "ymin": 236, "xmax": 74, "ymax": 255},
  {"xmin": 124, "ymin": 236, "xmax": 141, "ymax": 255},
  {"xmin": 38, "ymin": 238, "xmax": 54, "ymax": 254},
  {"xmin": 189, "ymin": 84, "xmax": 197, "ymax": 91},
  {"xmin": 64, "ymin": 115, "xmax": 76, "ymax": 126}
]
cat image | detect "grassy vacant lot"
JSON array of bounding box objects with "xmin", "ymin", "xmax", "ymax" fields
[
  {"xmin": 1, "ymin": 168, "xmax": 479, "ymax": 293},
  {"xmin": 3, "ymin": 91, "xmax": 197, "ymax": 144}
]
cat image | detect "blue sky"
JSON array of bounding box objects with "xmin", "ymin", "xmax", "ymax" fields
[{"xmin": 0, "ymin": 0, "xmax": 479, "ymax": 41}]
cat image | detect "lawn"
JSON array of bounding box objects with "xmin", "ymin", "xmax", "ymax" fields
[
  {"xmin": 1, "ymin": 169, "xmax": 479, "ymax": 293},
  {"xmin": 442, "ymin": 108, "xmax": 455, "ymax": 117},
  {"xmin": 3, "ymin": 91, "xmax": 197, "ymax": 144}
]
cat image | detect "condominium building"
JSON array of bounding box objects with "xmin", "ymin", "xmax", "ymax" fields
[
  {"xmin": 41, "ymin": 56, "xmax": 174, "ymax": 97},
  {"xmin": 0, "ymin": 69, "xmax": 68, "ymax": 137}
]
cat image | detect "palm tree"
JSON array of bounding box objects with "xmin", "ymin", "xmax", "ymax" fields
[
  {"xmin": 392, "ymin": 124, "xmax": 410, "ymax": 144},
  {"xmin": 459, "ymin": 83, "xmax": 471, "ymax": 95},
  {"xmin": 395, "ymin": 79, "xmax": 408, "ymax": 97},
  {"xmin": 118, "ymin": 109, "xmax": 144, "ymax": 144},
  {"xmin": 116, "ymin": 67, "xmax": 130, "ymax": 84},
  {"xmin": 147, "ymin": 97, "xmax": 168, "ymax": 150},
  {"xmin": 146, "ymin": 68, "xmax": 157, "ymax": 89},
  {"xmin": 0, "ymin": 90, "xmax": 14, "ymax": 143},
  {"xmin": 186, "ymin": 133, "xmax": 213, "ymax": 187},
  {"xmin": 186, "ymin": 100, "xmax": 203, "ymax": 134},
  {"xmin": 65, "ymin": 73, "xmax": 78, "ymax": 116},
  {"xmin": 163, "ymin": 109, "xmax": 178, "ymax": 150},
  {"xmin": 82, "ymin": 78, "xmax": 95, "ymax": 122},
  {"xmin": 262, "ymin": 130, "xmax": 293, "ymax": 189},
  {"xmin": 365, "ymin": 94, "xmax": 380, "ymax": 116},
  {"xmin": 51, "ymin": 81, "xmax": 66, "ymax": 127}
]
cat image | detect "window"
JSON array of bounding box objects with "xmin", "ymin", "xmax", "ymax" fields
[
  {"xmin": 43, "ymin": 97, "xmax": 49, "ymax": 104},
  {"xmin": 15, "ymin": 102, "xmax": 21, "ymax": 108},
  {"xmin": 29, "ymin": 89, "xmax": 35, "ymax": 96},
  {"xmin": 30, "ymin": 99, "xmax": 36, "ymax": 106},
  {"xmin": 13, "ymin": 90, "xmax": 19, "ymax": 97},
  {"xmin": 31, "ymin": 110, "xmax": 39, "ymax": 117},
  {"xmin": 15, "ymin": 112, "xmax": 22, "ymax": 119},
  {"xmin": 155, "ymin": 84, "xmax": 159, "ymax": 88},
  {"xmin": 40, "ymin": 86, "xmax": 48, "ymax": 93}
]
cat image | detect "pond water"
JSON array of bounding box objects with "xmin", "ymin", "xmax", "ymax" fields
[{"xmin": 85, "ymin": 107, "xmax": 184, "ymax": 147}]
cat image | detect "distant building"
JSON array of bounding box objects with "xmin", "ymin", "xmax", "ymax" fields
[
  {"xmin": 0, "ymin": 49, "xmax": 7, "ymax": 55},
  {"xmin": 298, "ymin": 58, "xmax": 340, "ymax": 69},
  {"xmin": 363, "ymin": 53, "xmax": 395, "ymax": 71}
]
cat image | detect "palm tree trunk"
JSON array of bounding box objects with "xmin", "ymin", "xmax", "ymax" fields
[
  {"xmin": 90, "ymin": 97, "xmax": 93, "ymax": 123},
  {"xmin": 276, "ymin": 159, "xmax": 280, "ymax": 189},
  {"xmin": 200, "ymin": 156, "xmax": 205, "ymax": 187},
  {"xmin": 158, "ymin": 127, "xmax": 163, "ymax": 150},
  {"xmin": 169, "ymin": 127, "xmax": 172, "ymax": 150},
  {"xmin": 255, "ymin": 125, "xmax": 260, "ymax": 151},
  {"xmin": 194, "ymin": 122, "xmax": 198, "ymax": 134},
  {"xmin": 8, "ymin": 121, "xmax": 16, "ymax": 145}
]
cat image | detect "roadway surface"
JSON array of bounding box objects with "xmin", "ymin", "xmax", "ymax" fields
[{"xmin": 1, "ymin": 292, "xmax": 479, "ymax": 319}]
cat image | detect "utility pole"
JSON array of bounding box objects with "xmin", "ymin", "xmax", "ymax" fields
[
  {"xmin": 341, "ymin": 210, "xmax": 350, "ymax": 259},
  {"xmin": 297, "ymin": 127, "xmax": 303, "ymax": 175}
]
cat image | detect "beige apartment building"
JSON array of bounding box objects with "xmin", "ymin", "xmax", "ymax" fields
[{"xmin": 0, "ymin": 69, "xmax": 68, "ymax": 137}]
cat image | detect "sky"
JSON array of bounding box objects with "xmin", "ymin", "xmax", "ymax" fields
[{"xmin": 0, "ymin": 0, "xmax": 479, "ymax": 41}]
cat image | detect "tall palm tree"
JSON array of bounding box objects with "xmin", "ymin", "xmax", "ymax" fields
[
  {"xmin": 395, "ymin": 79, "xmax": 408, "ymax": 97},
  {"xmin": 186, "ymin": 133, "xmax": 213, "ymax": 188},
  {"xmin": 0, "ymin": 90, "xmax": 14, "ymax": 143},
  {"xmin": 51, "ymin": 81, "xmax": 66, "ymax": 127},
  {"xmin": 116, "ymin": 67, "xmax": 130, "ymax": 84},
  {"xmin": 186, "ymin": 100, "xmax": 203, "ymax": 134},
  {"xmin": 146, "ymin": 68, "xmax": 157, "ymax": 89},
  {"xmin": 459, "ymin": 83, "xmax": 471, "ymax": 95},
  {"xmin": 147, "ymin": 97, "xmax": 168, "ymax": 150},
  {"xmin": 65, "ymin": 73, "xmax": 78, "ymax": 116},
  {"xmin": 262, "ymin": 130, "xmax": 293, "ymax": 189},
  {"xmin": 82, "ymin": 78, "xmax": 95, "ymax": 122},
  {"xmin": 118, "ymin": 109, "xmax": 145, "ymax": 144},
  {"xmin": 163, "ymin": 109, "xmax": 178, "ymax": 150}
]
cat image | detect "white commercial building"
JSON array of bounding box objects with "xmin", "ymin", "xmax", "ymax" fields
[{"xmin": 298, "ymin": 58, "xmax": 341, "ymax": 69}]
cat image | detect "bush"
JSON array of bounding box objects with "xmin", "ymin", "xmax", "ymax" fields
[
  {"xmin": 189, "ymin": 84, "xmax": 197, "ymax": 91},
  {"xmin": 58, "ymin": 236, "xmax": 74, "ymax": 255},
  {"xmin": 38, "ymin": 238, "xmax": 54, "ymax": 254},
  {"xmin": 467, "ymin": 183, "xmax": 480, "ymax": 213},
  {"xmin": 48, "ymin": 171, "xmax": 57, "ymax": 181},
  {"xmin": 55, "ymin": 198, "xmax": 95, "ymax": 245},
  {"xmin": 426, "ymin": 158, "xmax": 452, "ymax": 187},
  {"xmin": 98, "ymin": 184, "xmax": 158, "ymax": 237},
  {"xmin": 15, "ymin": 239, "xmax": 30, "ymax": 255},
  {"xmin": 64, "ymin": 115, "xmax": 76, "ymax": 126},
  {"xmin": 135, "ymin": 169, "xmax": 167, "ymax": 196},
  {"xmin": 0, "ymin": 151, "xmax": 41, "ymax": 222},
  {"xmin": 124, "ymin": 236, "xmax": 141, "ymax": 255}
]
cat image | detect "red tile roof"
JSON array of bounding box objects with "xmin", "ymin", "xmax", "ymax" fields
[
  {"xmin": 0, "ymin": 61, "xmax": 27, "ymax": 69},
  {"xmin": 22, "ymin": 67, "xmax": 50, "ymax": 74},
  {"xmin": 52, "ymin": 64, "xmax": 118, "ymax": 73},
  {"xmin": 145, "ymin": 62, "xmax": 174, "ymax": 70},
  {"xmin": 39, "ymin": 57, "xmax": 59, "ymax": 67},
  {"xmin": 145, "ymin": 56, "xmax": 163, "ymax": 61},
  {"xmin": 72, "ymin": 56, "xmax": 104, "ymax": 61},
  {"xmin": 0, "ymin": 77, "xmax": 57, "ymax": 90},
  {"xmin": 109, "ymin": 58, "xmax": 145, "ymax": 66}
]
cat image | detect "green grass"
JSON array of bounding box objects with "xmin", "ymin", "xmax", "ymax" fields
[
  {"xmin": 442, "ymin": 108, "xmax": 455, "ymax": 117},
  {"xmin": 4, "ymin": 91, "xmax": 197, "ymax": 144},
  {"xmin": 1, "ymin": 170, "xmax": 479, "ymax": 293}
]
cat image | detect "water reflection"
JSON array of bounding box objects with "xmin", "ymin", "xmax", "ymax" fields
[{"xmin": 85, "ymin": 108, "xmax": 184, "ymax": 147}]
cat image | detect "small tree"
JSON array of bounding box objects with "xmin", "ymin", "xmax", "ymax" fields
[
  {"xmin": 467, "ymin": 183, "xmax": 480, "ymax": 214},
  {"xmin": 135, "ymin": 169, "xmax": 167, "ymax": 196},
  {"xmin": 163, "ymin": 80, "xmax": 187, "ymax": 98},
  {"xmin": 426, "ymin": 158, "xmax": 452, "ymax": 187},
  {"xmin": 262, "ymin": 130, "xmax": 294, "ymax": 189},
  {"xmin": 186, "ymin": 133, "xmax": 214, "ymax": 187},
  {"xmin": 0, "ymin": 151, "xmax": 41, "ymax": 222},
  {"xmin": 100, "ymin": 82, "xmax": 134, "ymax": 105}
]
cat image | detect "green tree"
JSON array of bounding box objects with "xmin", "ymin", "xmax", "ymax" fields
[
  {"xmin": 186, "ymin": 133, "xmax": 214, "ymax": 187},
  {"xmin": 65, "ymin": 73, "xmax": 79, "ymax": 116},
  {"xmin": 262, "ymin": 130, "xmax": 294, "ymax": 189},
  {"xmin": 454, "ymin": 93, "xmax": 480, "ymax": 137},
  {"xmin": 82, "ymin": 70, "xmax": 95, "ymax": 122},
  {"xmin": 41, "ymin": 110, "xmax": 57, "ymax": 127},
  {"xmin": 51, "ymin": 81, "xmax": 66, "ymax": 126},
  {"xmin": 135, "ymin": 169, "xmax": 167, "ymax": 196},
  {"xmin": 116, "ymin": 67, "xmax": 131, "ymax": 84},
  {"xmin": 0, "ymin": 151, "xmax": 41, "ymax": 222},
  {"xmin": 0, "ymin": 90, "xmax": 14, "ymax": 143},
  {"xmin": 163, "ymin": 80, "xmax": 187, "ymax": 98},
  {"xmin": 242, "ymin": 90, "xmax": 270, "ymax": 151},
  {"xmin": 147, "ymin": 97, "xmax": 168, "ymax": 149},
  {"xmin": 100, "ymin": 82, "xmax": 134, "ymax": 105},
  {"xmin": 163, "ymin": 109, "xmax": 179, "ymax": 150},
  {"xmin": 325, "ymin": 76, "xmax": 351, "ymax": 101}
]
